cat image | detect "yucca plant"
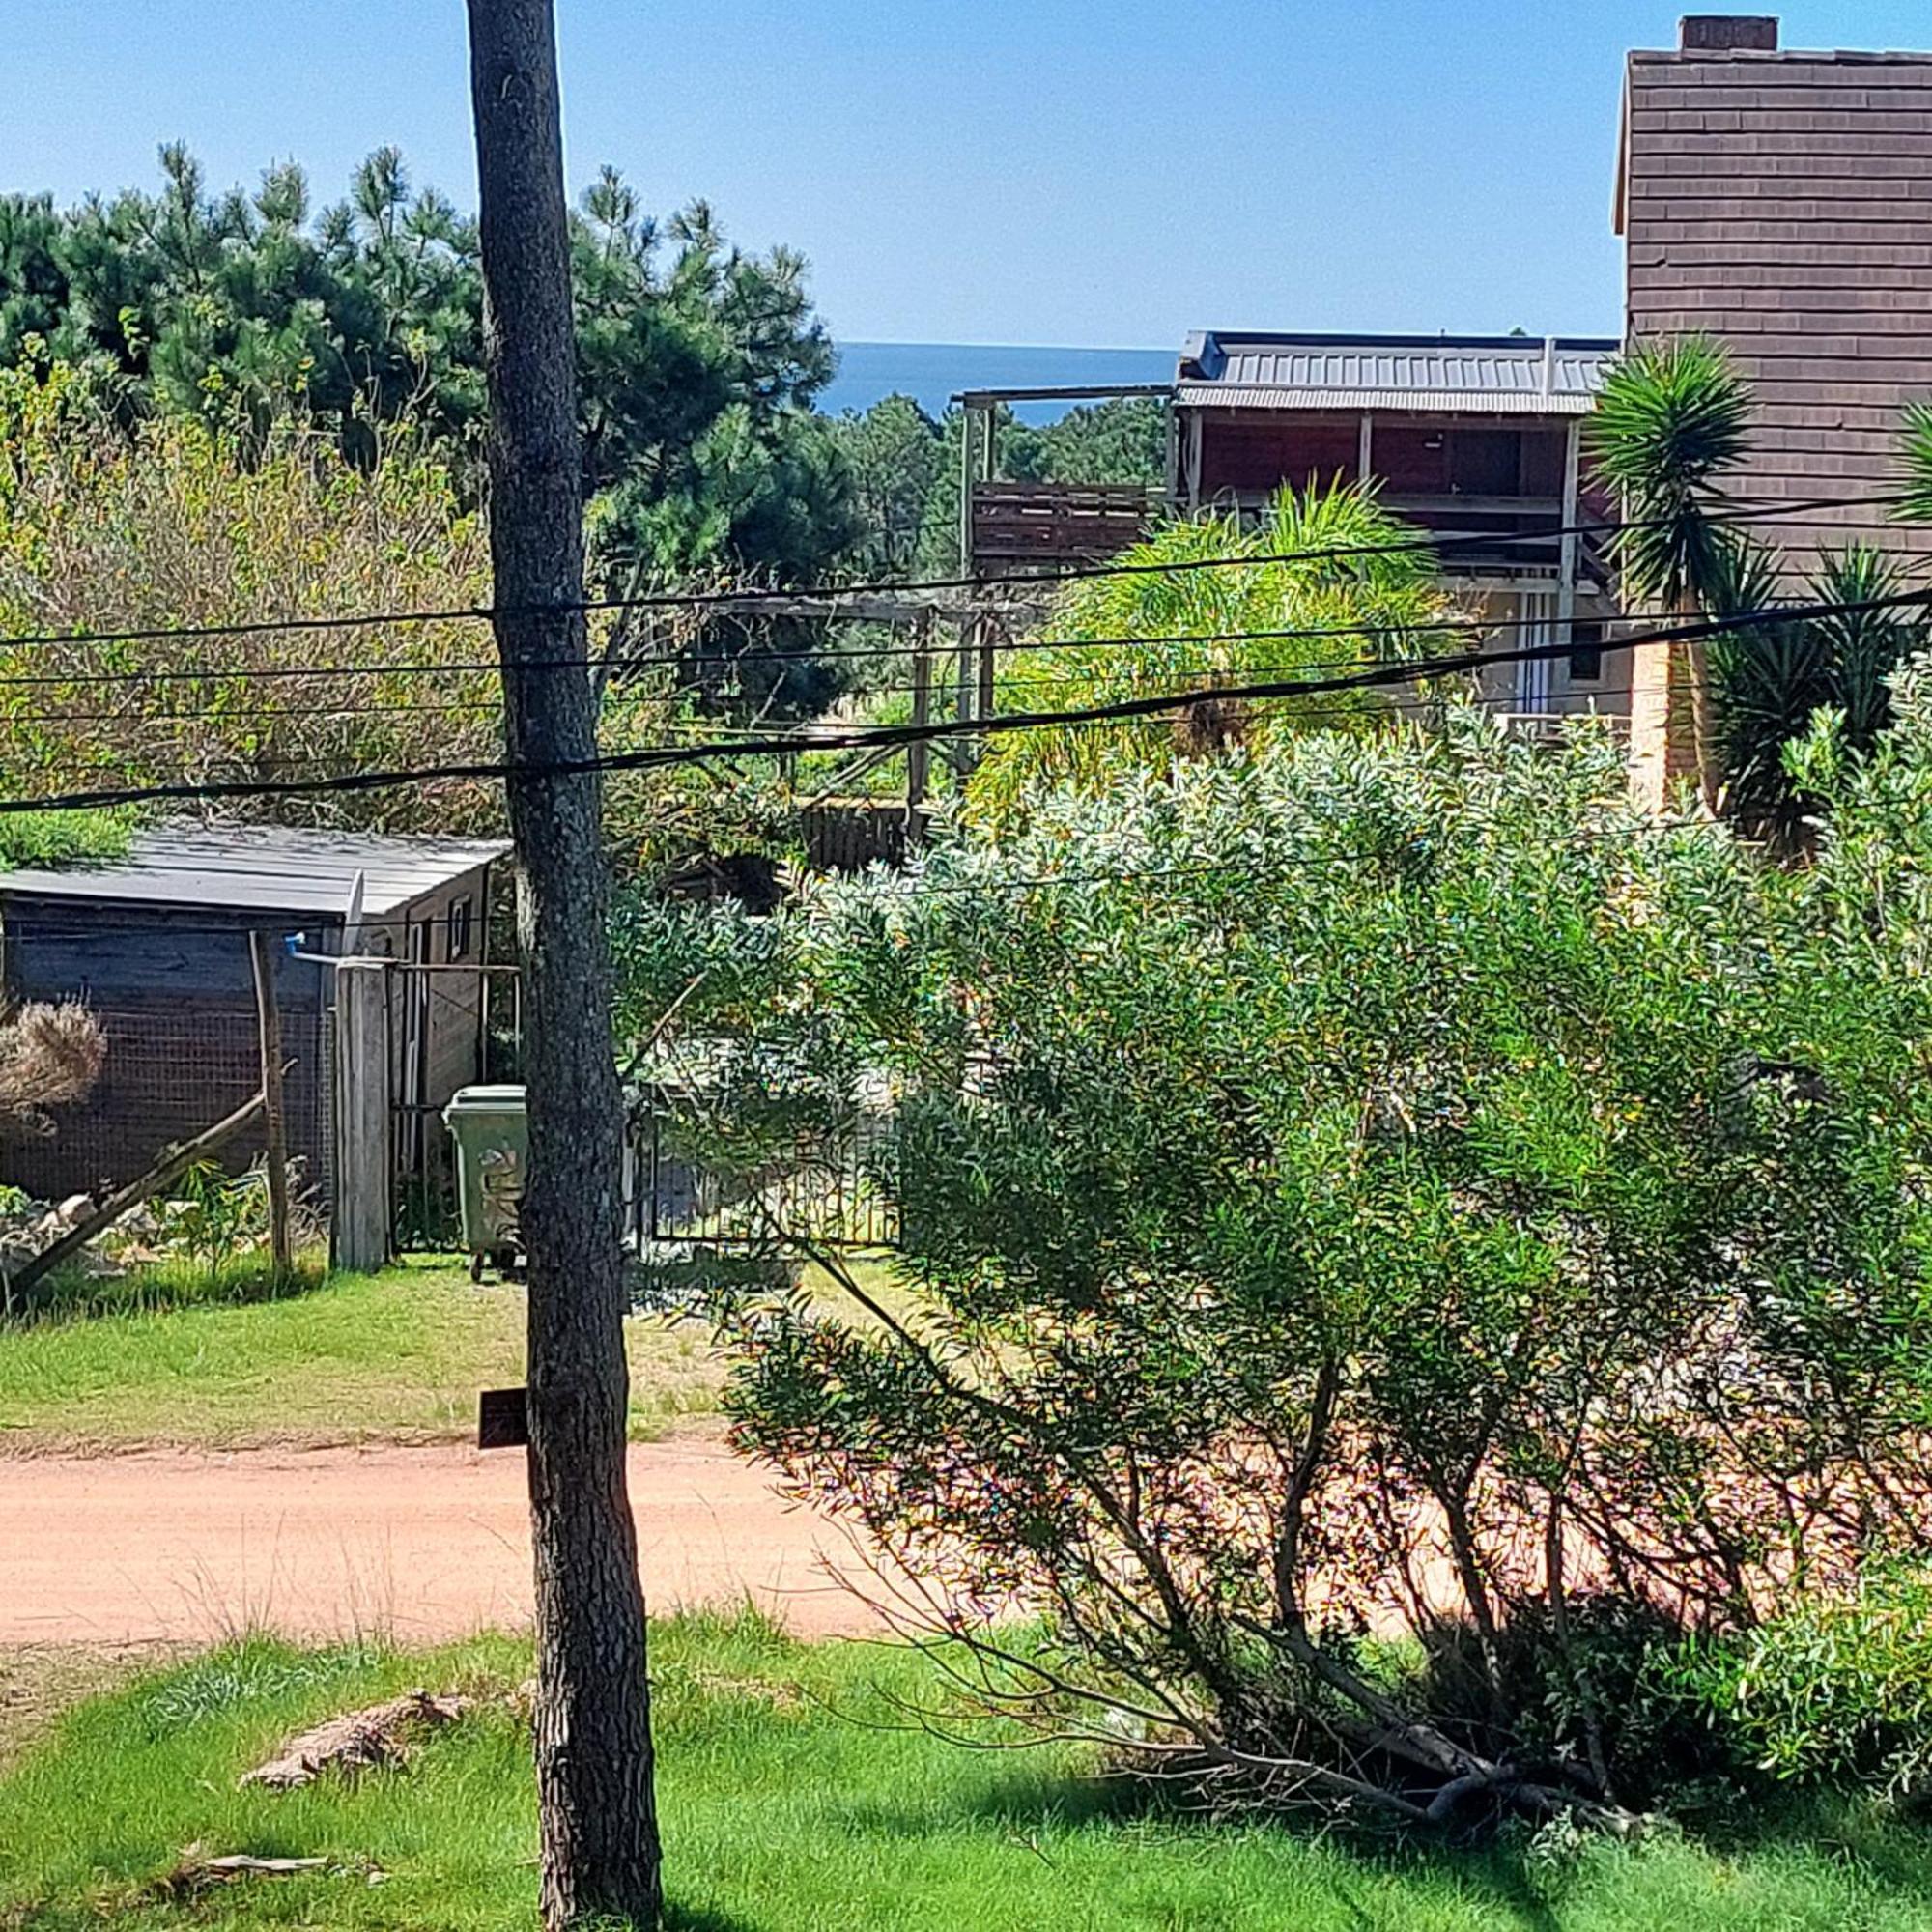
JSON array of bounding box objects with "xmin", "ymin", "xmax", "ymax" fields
[
  {"xmin": 1706, "ymin": 535, "xmax": 1822, "ymax": 844},
  {"xmin": 1588, "ymin": 337, "xmax": 1756, "ymax": 812},
  {"xmin": 1894, "ymin": 400, "xmax": 1932, "ymax": 526},
  {"xmin": 1712, "ymin": 545, "xmax": 1926, "ymax": 849}
]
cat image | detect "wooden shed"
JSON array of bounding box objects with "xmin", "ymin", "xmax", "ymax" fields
[{"xmin": 0, "ymin": 823, "xmax": 510, "ymax": 1206}]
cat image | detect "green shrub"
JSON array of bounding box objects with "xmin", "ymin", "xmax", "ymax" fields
[
  {"xmin": 1673, "ymin": 1568, "xmax": 1932, "ymax": 1800},
  {"xmin": 628, "ymin": 686, "xmax": 1932, "ymax": 1833}
]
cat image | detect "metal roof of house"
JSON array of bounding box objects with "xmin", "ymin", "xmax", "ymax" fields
[
  {"xmin": 1174, "ymin": 331, "xmax": 1619, "ymax": 416},
  {"xmin": 0, "ymin": 822, "xmax": 510, "ymax": 919}
]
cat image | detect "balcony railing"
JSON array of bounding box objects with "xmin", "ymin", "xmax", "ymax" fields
[{"xmin": 969, "ymin": 481, "xmax": 1160, "ymax": 575}]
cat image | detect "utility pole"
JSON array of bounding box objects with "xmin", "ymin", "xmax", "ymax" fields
[{"xmin": 465, "ymin": 6, "xmax": 662, "ymax": 1928}]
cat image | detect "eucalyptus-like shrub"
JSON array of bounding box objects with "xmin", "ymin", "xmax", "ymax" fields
[{"xmin": 622, "ymin": 709, "xmax": 1932, "ymax": 1826}]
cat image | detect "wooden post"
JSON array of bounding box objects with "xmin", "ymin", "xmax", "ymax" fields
[
  {"xmin": 331, "ymin": 959, "xmax": 391, "ymax": 1274},
  {"xmin": 958, "ymin": 400, "xmax": 980, "ymax": 577},
  {"xmin": 249, "ymin": 931, "xmax": 294, "ymax": 1278},
  {"xmin": 952, "ymin": 611, "xmax": 980, "ymax": 769},
  {"xmin": 906, "ymin": 611, "xmax": 932, "ymax": 844}
]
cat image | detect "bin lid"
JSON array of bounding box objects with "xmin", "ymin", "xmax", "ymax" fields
[{"xmin": 443, "ymin": 1084, "xmax": 527, "ymax": 1122}]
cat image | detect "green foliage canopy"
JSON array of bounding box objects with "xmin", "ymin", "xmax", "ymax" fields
[
  {"xmin": 623, "ymin": 705, "xmax": 1932, "ymax": 1820},
  {"xmin": 0, "ymin": 146, "xmax": 856, "ymax": 590}
]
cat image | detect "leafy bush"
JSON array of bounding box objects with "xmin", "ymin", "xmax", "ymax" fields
[
  {"xmin": 0, "ymin": 358, "xmax": 678, "ymax": 838},
  {"xmin": 1674, "ymin": 1568, "xmax": 1932, "ymax": 1799},
  {"xmin": 156, "ymin": 1160, "xmax": 271, "ymax": 1275},
  {"xmin": 630, "ymin": 704, "xmax": 1932, "ymax": 1829}
]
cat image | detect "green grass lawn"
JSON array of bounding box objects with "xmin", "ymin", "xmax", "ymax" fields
[
  {"xmin": 4, "ymin": 1617, "xmax": 1931, "ymax": 1931},
  {"xmin": 0, "ymin": 1258, "xmax": 725, "ymax": 1453}
]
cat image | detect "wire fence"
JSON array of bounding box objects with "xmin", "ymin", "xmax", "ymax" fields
[{"xmin": 1, "ymin": 1000, "xmax": 331, "ymax": 1208}]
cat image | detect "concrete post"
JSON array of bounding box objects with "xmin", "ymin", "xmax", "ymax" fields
[{"xmin": 332, "ymin": 958, "xmax": 392, "ymax": 1273}]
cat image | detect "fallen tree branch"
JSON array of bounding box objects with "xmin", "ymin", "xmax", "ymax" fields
[
  {"xmin": 241, "ymin": 1690, "xmax": 469, "ymax": 1789},
  {"xmin": 2, "ymin": 1089, "xmax": 267, "ymax": 1311}
]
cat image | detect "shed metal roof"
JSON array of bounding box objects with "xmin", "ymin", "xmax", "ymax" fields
[
  {"xmin": 1174, "ymin": 332, "xmax": 1618, "ymax": 416},
  {"xmin": 0, "ymin": 822, "xmax": 510, "ymax": 919}
]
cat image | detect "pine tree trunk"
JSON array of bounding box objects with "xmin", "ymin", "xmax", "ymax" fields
[{"xmin": 464, "ymin": 6, "xmax": 662, "ymax": 1926}]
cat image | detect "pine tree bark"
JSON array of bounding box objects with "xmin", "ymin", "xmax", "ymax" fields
[{"xmin": 465, "ymin": 5, "xmax": 662, "ymax": 1926}]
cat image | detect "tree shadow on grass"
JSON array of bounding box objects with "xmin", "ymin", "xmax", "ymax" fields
[
  {"xmin": 842, "ymin": 1766, "xmax": 1567, "ymax": 1930},
  {"xmin": 845, "ymin": 1762, "xmax": 1932, "ymax": 1932},
  {"xmin": 665, "ymin": 1903, "xmax": 763, "ymax": 1932},
  {"xmin": 834, "ymin": 1759, "xmax": 1150, "ymax": 1841},
  {"xmin": 1682, "ymin": 1785, "xmax": 1932, "ymax": 1903}
]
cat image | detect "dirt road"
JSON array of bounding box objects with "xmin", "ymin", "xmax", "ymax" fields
[{"xmin": 0, "ymin": 1440, "xmax": 874, "ymax": 1647}]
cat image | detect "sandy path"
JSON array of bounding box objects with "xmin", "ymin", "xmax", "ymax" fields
[{"xmin": 0, "ymin": 1440, "xmax": 874, "ymax": 1647}]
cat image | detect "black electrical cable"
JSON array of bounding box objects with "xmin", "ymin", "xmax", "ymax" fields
[{"xmin": 0, "ymin": 581, "xmax": 1921, "ymax": 818}]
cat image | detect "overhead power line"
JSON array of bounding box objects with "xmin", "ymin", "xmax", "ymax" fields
[
  {"xmin": 0, "ymin": 581, "xmax": 1922, "ymax": 819},
  {"xmin": 0, "ymin": 558, "xmax": 1861, "ymax": 694},
  {"xmin": 0, "ymin": 610, "xmax": 1565, "ymax": 690},
  {"xmin": 0, "ymin": 486, "xmax": 1914, "ymax": 660}
]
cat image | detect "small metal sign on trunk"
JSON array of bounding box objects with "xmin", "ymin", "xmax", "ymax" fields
[{"xmin": 478, "ymin": 1385, "xmax": 529, "ymax": 1449}]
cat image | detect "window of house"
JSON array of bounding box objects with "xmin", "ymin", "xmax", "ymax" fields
[
  {"xmin": 1569, "ymin": 621, "xmax": 1605, "ymax": 683},
  {"xmin": 448, "ymin": 895, "xmax": 474, "ymax": 961}
]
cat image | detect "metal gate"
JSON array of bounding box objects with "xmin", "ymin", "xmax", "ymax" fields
[
  {"xmin": 388, "ymin": 957, "xmax": 518, "ymax": 1249},
  {"xmin": 626, "ymin": 1106, "xmax": 898, "ymax": 1251},
  {"xmin": 1513, "ymin": 589, "xmax": 1558, "ymax": 714}
]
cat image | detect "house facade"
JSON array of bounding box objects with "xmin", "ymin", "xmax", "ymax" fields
[
  {"xmin": 1172, "ymin": 330, "xmax": 1626, "ymax": 720},
  {"xmin": 1618, "ymin": 14, "xmax": 1932, "ymax": 566},
  {"xmin": 952, "ymin": 14, "xmax": 1932, "ymax": 765},
  {"xmin": 1615, "ymin": 14, "xmax": 1932, "ymax": 798},
  {"xmin": 959, "ymin": 335, "xmax": 1631, "ymax": 725}
]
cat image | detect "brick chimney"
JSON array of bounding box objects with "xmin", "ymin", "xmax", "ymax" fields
[{"xmin": 1679, "ymin": 15, "xmax": 1779, "ymax": 51}]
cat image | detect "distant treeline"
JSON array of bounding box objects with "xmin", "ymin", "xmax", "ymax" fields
[{"xmin": 0, "ymin": 144, "xmax": 1163, "ymax": 589}]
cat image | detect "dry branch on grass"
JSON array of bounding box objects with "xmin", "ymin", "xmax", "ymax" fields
[
  {"xmin": 239, "ymin": 1690, "xmax": 469, "ymax": 1790},
  {"xmin": 142, "ymin": 1846, "xmax": 378, "ymax": 1904}
]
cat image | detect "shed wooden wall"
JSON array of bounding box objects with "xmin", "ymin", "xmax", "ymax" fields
[{"xmin": 1623, "ymin": 47, "xmax": 1932, "ymax": 561}]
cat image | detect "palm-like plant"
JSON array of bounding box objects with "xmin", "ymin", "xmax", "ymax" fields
[
  {"xmin": 1588, "ymin": 338, "xmax": 1756, "ymax": 812},
  {"xmin": 1708, "ymin": 543, "xmax": 1925, "ymax": 848},
  {"xmin": 1894, "ymin": 400, "xmax": 1932, "ymax": 526},
  {"xmin": 962, "ymin": 481, "xmax": 1451, "ymax": 833}
]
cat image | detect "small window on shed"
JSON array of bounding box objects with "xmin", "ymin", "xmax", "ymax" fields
[
  {"xmin": 1569, "ymin": 621, "xmax": 1605, "ymax": 684},
  {"xmin": 448, "ymin": 895, "xmax": 474, "ymax": 961}
]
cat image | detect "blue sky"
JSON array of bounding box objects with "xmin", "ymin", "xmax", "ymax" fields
[{"xmin": 7, "ymin": 2, "xmax": 1927, "ymax": 350}]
